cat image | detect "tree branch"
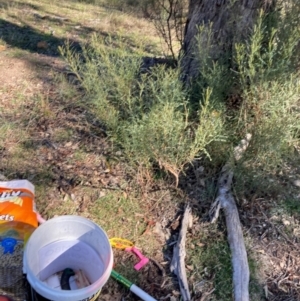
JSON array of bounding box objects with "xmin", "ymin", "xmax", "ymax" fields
[{"xmin": 210, "ymin": 134, "xmax": 252, "ymax": 301}]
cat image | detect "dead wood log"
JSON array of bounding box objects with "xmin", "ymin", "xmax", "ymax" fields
[
  {"xmin": 209, "ymin": 134, "xmax": 251, "ymax": 301},
  {"xmin": 170, "ymin": 203, "xmax": 193, "ymax": 301}
]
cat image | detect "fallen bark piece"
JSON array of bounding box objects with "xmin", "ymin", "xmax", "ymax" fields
[{"xmin": 170, "ymin": 204, "xmax": 192, "ymax": 301}]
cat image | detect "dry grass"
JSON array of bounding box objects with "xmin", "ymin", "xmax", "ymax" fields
[{"xmin": 0, "ymin": 0, "xmax": 161, "ymax": 55}]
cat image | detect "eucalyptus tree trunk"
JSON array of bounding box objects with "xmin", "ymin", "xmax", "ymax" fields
[{"xmin": 181, "ymin": 0, "xmax": 275, "ymax": 83}]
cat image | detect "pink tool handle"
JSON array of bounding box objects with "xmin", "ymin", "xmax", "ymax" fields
[
  {"xmin": 125, "ymin": 246, "xmax": 149, "ymax": 271},
  {"xmin": 37, "ymin": 213, "xmax": 47, "ymax": 224}
]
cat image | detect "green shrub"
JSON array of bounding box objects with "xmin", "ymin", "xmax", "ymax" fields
[
  {"xmin": 60, "ymin": 0, "xmax": 300, "ymax": 188},
  {"xmin": 233, "ymin": 5, "xmax": 300, "ymax": 172},
  {"xmin": 60, "ymin": 34, "xmax": 225, "ymax": 184},
  {"xmin": 191, "ymin": 1, "xmax": 300, "ymax": 173}
]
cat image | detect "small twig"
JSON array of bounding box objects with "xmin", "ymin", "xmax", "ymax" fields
[
  {"xmin": 167, "ymin": 240, "xmax": 178, "ymax": 247},
  {"xmin": 260, "ymin": 210, "xmax": 296, "ymax": 246},
  {"xmin": 199, "ymin": 288, "xmax": 215, "ymax": 301},
  {"xmin": 209, "ymin": 197, "xmax": 221, "ymax": 223},
  {"xmin": 159, "ymin": 294, "xmax": 172, "ymax": 300},
  {"xmin": 149, "ymin": 258, "xmax": 167, "ymax": 288}
]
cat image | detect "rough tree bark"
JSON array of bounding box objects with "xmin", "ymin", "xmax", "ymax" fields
[{"xmin": 181, "ymin": 0, "xmax": 275, "ymax": 83}]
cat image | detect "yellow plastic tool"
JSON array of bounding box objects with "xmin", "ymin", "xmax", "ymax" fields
[{"xmin": 109, "ymin": 237, "xmax": 134, "ymax": 249}]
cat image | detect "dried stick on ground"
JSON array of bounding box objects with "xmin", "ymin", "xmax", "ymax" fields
[
  {"xmin": 170, "ymin": 203, "xmax": 192, "ymax": 301},
  {"xmin": 209, "ymin": 134, "xmax": 252, "ymax": 301}
]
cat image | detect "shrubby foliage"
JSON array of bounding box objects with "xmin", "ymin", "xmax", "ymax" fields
[
  {"xmin": 60, "ymin": 0, "xmax": 300, "ymax": 185},
  {"xmin": 190, "ymin": 1, "xmax": 300, "ymax": 174},
  {"xmin": 60, "ymin": 34, "xmax": 225, "ymax": 184}
]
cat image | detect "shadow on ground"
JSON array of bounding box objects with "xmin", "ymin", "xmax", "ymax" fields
[
  {"xmin": 0, "ymin": 0, "xmax": 40, "ymax": 10},
  {"xmin": 0, "ymin": 18, "xmax": 82, "ymax": 56}
]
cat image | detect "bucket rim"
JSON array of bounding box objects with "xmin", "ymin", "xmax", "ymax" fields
[{"xmin": 23, "ymin": 215, "xmax": 113, "ymax": 301}]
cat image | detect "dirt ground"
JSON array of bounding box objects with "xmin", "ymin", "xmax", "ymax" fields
[{"xmin": 1, "ymin": 40, "xmax": 300, "ymax": 301}]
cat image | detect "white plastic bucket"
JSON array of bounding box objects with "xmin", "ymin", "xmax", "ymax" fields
[{"xmin": 23, "ymin": 216, "xmax": 113, "ymax": 301}]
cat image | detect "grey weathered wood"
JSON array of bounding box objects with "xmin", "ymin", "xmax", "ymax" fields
[
  {"xmin": 210, "ymin": 134, "xmax": 252, "ymax": 301},
  {"xmin": 170, "ymin": 204, "xmax": 192, "ymax": 301},
  {"xmin": 216, "ymin": 169, "xmax": 250, "ymax": 301}
]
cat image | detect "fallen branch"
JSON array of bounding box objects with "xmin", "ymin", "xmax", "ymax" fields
[
  {"xmin": 170, "ymin": 203, "xmax": 192, "ymax": 301},
  {"xmin": 199, "ymin": 288, "xmax": 215, "ymax": 301},
  {"xmin": 209, "ymin": 134, "xmax": 251, "ymax": 301}
]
